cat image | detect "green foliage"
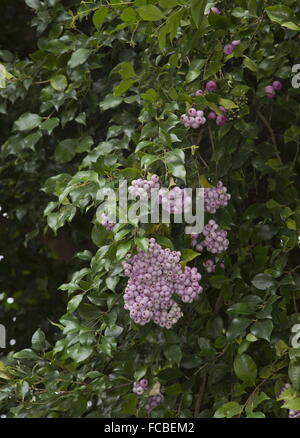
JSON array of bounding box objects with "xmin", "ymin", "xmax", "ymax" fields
[{"xmin": 0, "ymin": 0, "xmax": 300, "ymax": 419}]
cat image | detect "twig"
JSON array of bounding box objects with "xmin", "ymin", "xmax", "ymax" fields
[
  {"xmin": 194, "ymin": 373, "xmax": 207, "ymax": 416},
  {"xmin": 257, "ymin": 110, "xmax": 282, "ymax": 164}
]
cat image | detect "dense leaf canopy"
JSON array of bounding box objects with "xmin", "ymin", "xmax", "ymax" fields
[{"xmin": 0, "ymin": 0, "xmax": 300, "ymax": 418}]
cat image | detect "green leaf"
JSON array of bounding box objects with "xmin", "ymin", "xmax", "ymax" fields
[
  {"xmin": 55, "ymin": 139, "xmax": 76, "ymax": 163},
  {"xmin": 186, "ymin": 59, "xmax": 205, "ymax": 83},
  {"xmin": 252, "ymin": 273, "xmax": 275, "ymax": 290},
  {"xmin": 181, "ymin": 249, "xmax": 199, "ymax": 262},
  {"xmin": 31, "ymin": 329, "xmax": 46, "ymax": 352},
  {"xmin": 134, "ymin": 237, "xmax": 149, "ymax": 252},
  {"xmin": 50, "ymin": 74, "xmax": 68, "ymax": 91},
  {"xmin": 114, "ymin": 79, "xmax": 136, "ymax": 96},
  {"xmin": 137, "ymin": 5, "xmax": 165, "ymax": 21},
  {"xmin": 164, "ymin": 344, "xmax": 182, "ymax": 366},
  {"xmin": 159, "ymin": 0, "xmax": 180, "ymax": 8},
  {"xmin": 227, "ymin": 317, "xmax": 252, "ymax": 340},
  {"xmin": 218, "ymin": 98, "xmax": 238, "ymax": 109},
  {"xmin": 208, "ymin": 12, "xmax": 231, "ymax": 29},
  {"xmin": 41, "ymin": 118, "xmax": 59, "ymax": 135},
  {"xmin": 120, "ymin": 394, "xmax": 137, "ymax": 415},
  {"xmin": 93, "ymin": 8, "xmax": 109, "ymax": 28},
  {"xmin": 112, "ymin": 62, "xmax": 136, "ymax": 79},
  {"xmin": 14, "ymin": 349, "xmax": 39, "ymax": 360},
  {"xmin": 67, "ymin": 294, "xmax": 84, "ymax": 313},
  {"xmin": 120, "ymin": 7, "xmax": 137, "ymax": 22},
  {"xmin": 289, "ymin": 362, "xmax": 300, "ymax": 386},
  {"xmin": 14, "ymin": 113, "xmax": 42, "ymax": 131},
  {"xmin": 166, "ymin": 148, "xmax": 186, "ymax": 182},
  {"xmin": 104, "ymin": 324, "xmax": 123, "ymax": 338},
  {"xmin": 266, "ymin": 5, "xmax": 297, "ymax": 25},
  {"xmin": 116, "ymin": 241, "xmax": 131, "ymax": 260},
  {"xmin": 68, "ymin": 49, "xmax": 91, "ymax": 68},
  {"xmin": 282, "ymin": 398, "xmax": 300, "ymax": 410},
  {"xmin": 190, "ymin": 0, "xmax": 207, "ymax": 28},
  {"xmin": 243, "ymin": 56, "xmax": 258, "ymax": 73},
  {"xmin": 24, "ymin": 0, "xmax": 41, "ymax": 9},
  {"xmin": 283, "ymin": 21, "xmax": 300, "ymax": 30},
  {"xmin": 99, "ymin": 94, "xmax": 122, "ymax": 111},
  {"xmin": 250, "ymin": 320, "xmax": 273, "ymax": 341},
  {"xmin": 214, "ymin": 401, "xmax": 243, "ymax": 418},
  {"xmin": 68, "ymin": 344, "xmax": 93, "ymax": 363},
  {"xmin": 234, "ymin": 354, "xmax": 257, "ymax": 385},
  {"xmin": 141, "ymin": 154, "xmax": 160, "ymax": 169}
]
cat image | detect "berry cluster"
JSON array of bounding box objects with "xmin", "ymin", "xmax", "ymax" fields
[
  {"xmin": 223, "ymin": 39, "xmax": 241, "ymax": 55},
  {"xmin": 145, "ymin": 395, "xmax": 163, "ymax": 414},
  {"xmin": 203, "ymin": 259, "xmax": 225, "ymax": 273},
  {"xmin": 264, "ymin": 80, "xmax": 282, "ymax": 98},
  {"xmin": 100, "ymin": 213, "xmax": 115, "ymax": 232},
  {"xmin": 195, "ymin": 80, "xmax": 218, "ymax": 97},
  {"xmin": 203, "ymin": 259, "xmax": 216, "ymax": 273},
  {"xmin": 129, "ymin": 175, "xmax": 161, "ymax": 199},
  {"xmin": 208, "ymin": 106, "xmax": 227, "ymax": 126},
  {"xmin": 132, "ymin": 379, "xmax": 148, "ymax": 395},
  {"xmin": 204, "ymin": 181, "xmax": 231, "ymax": 214},
  {"xmin": 122, "ymin": 238, "xmax": 203, "ymax": 328},
  {"xmin": 192, "ymin": 220, "xmax": 229, "ymax": 254},
  {"xmin": 159, "ymin": 186, "xmax": 192, "ymax": 214},
  {"xmin": 180, "ymin": 108, "xmax": 206, "ymax": 129}
]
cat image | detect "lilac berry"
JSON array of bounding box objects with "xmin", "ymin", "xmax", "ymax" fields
[
  {"xmin": 208, "ymin": 112, "xmax": 217, "ymax": 120},
  {"xmin": 206, "ymin": 80, "xmax": 217, "ymax": 92},
  {"xmin": 195, "ymin": 89, "xmax": 204, "ymax": 96},
  {"xmin": 272, "ymin": 80, "xmax": 282, "ymax": 91},
  {"xmin": 123, "ymin": 239, "xmax": 203, "ymax": 328},
  {"xmin": 216, "ymin": 114, "xmax": 227, "ymax": 126},
  {"xmin": 264, "ymin": 85, "xmax": 276, "ymax": 98},
  {"xmin": 211, "ymin": 7, "xmax": 221, "ymax": 15},
  {"xmin": 223, "ymin": 44, "xmax": 234, "ymax": 55},
  {"xmin": 188, "ymin": 108, "xmax": 197, "ymax": 117}
]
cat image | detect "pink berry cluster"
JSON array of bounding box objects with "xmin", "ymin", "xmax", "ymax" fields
[
  {"xmin": 279, "ymin": 383, "xmax": 300, "ymax": 418},
  {"xmin": 159, "ymin": 186, "xmax": 192, "ymax": 214},
  {"xmin": 195, "ymin": 80, "xmax": 218, "ymax": 96},
  {"xmin": 264, "ymin": 80, "xmax": 282, "ymax": 98},
  {"xmin": 101, "ymin": 213, "xmax": 115, "ymax": 231},
  {"xmin": 203, "ymin": 259, "xmax": 216, "ymax": 273},
  {"xmin": 145, "ymin": 395, "xmax": 163, "ymax": 414},
  {"xmin": 180, "ymin": 108, "xmax": 206, "ymax": 129},
  {"xmin": 132, "ymin": 379, "xmax": 148, "ymax": 395},
  {"xmin": 207, "ymin": 106, "xmax": 227, "ymax": 126},
  {"xmin": 129, "ymin": 175, "xmax": 161, "ymax": 199},
  {"xmin": 192, "ymin": 220, "xmax": 229, "ymax": 254},
  {"xmin": 122, "ymin": 238, "xmax": 203, "ymax": 328},
  {"xmin": 204, "ymin": 181, "xmax": 231, "ymax": 213},
  {"xmin": 203, "ymin": 259, "xmax": 224, "ymax": 273},
  {"xmin": 223, "ymin": 39, "xmax": 241, "ymax": 55}
]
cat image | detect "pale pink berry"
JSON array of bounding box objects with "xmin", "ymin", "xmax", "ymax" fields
[
  {"xmin": 188, "ymin": 108, "xmax": 197, "ymax": 117},
  {"xmin": 195, "ymin": 89, "xmax": 203, "ymax": 96},
  {"xmin": 232, "ymin": 40, "xmax": 241, "ymax": 46}
]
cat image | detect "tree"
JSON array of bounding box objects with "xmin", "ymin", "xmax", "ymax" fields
[{"xmin": 0, "ymin": 0, "xmax": 300, "ymax": 418}]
